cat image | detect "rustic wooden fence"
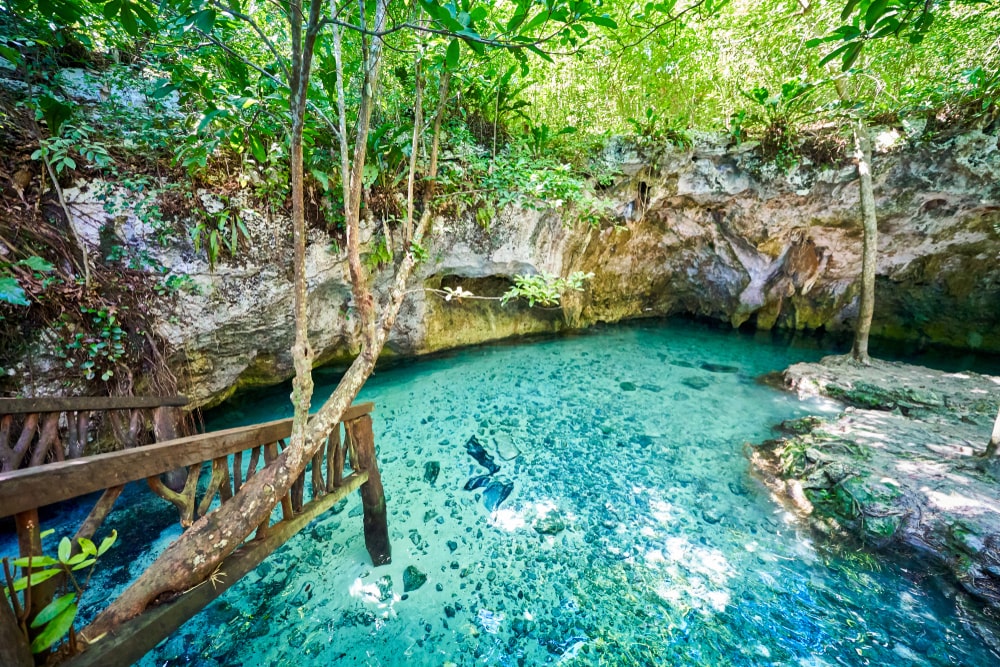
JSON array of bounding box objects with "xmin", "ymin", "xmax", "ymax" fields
[{"xmin": 0, "ymin": 399, "xmax": 389, "ymax": 666}]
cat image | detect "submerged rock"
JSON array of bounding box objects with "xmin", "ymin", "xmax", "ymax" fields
[
  {"xmin": 424, "ymin": 461, "xmax": 440, "ymax": 485},
  {"xmin": 534, "ymin": 512, "xmax": 567, "ymax": 535},
  {"xmin": 466, "ymin": 435, "xmax": 500, "ymax": 474},
  {"xmin": 681, "ymin": 376, "xmax": 711, "ymax": 390},
  {"xmin": 464, "ymin": 474, "xmax": 491, "ymax": 491},
  {"xmin": 700, "ymin": 362, "xmax": 739, "ymax": 374},
  {"xmin": 403, "ymin": 566, "xmax": 427, "ymax": 592},
  {"xmin": 493, "ymin": 433, "xmax": 522, "ymax": 460},
  {"xmin": 483, "ymin": 479, "xmax": 514, "ymax": 512}
]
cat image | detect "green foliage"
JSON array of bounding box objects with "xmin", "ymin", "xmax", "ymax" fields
[
  {"xmin": 363, "ymin": 236, "xmax": 393, "ymax": 272},
  {"xmin": 0, "ymin": 257, "xmax": 56, "ymax": 309},
  {"xmin": 740, "ymin": 79, "xmax": 821, "ymax": 169},
  {"xmin": 53, "ymin": 306, "xmax": 128, "ymax": 381},
  {"xmin": 192, "ymin": 205, "xmax": 250, "ymax": 271},
  {"xmin": 3, "ymin": 528, "xmax": 117, "ymax": 653},
  {"xmin": 31, "ymin": 122, "xmax": 114, "ymax": 175},
  {"xmin": 626, "ymin": 107, "xmax": 692, "ymax": 150},
  {"xmin": 501, "ymin": 271, "xmax": 594, "ymax": 307}
]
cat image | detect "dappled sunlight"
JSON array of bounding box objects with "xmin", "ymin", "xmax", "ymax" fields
[
  {"xmin": 488, "ymin": 508, "xmax": 526, "ymax": 531},
  {"xmin": 643, "ymin": 536, "xmax": 736, "ymax": 615},
  {"xmin": 922, "ymin": 488, "xmax": 1000, "ymax": 514},
  {"xmin": 925, "ymin": 442, "xmax": 978, "ymax": 458},
  {"xmin": 896, "ymin": 459, "xmax": 952, "ymax": 477},
  {"xmin": 349, "ymin": 577, "xmax": 400, "ymax": 610}
]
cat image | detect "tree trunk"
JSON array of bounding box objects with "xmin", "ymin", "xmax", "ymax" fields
[
  {"xmin": 849, "ymin": 115, "xmax": 877, "ymax": 365},
  {"xmin": 834, "ymin": 76, "xmax": 878, "ymax": 365},
  {"xmin": 404, "ymin": 55, "xmax": 424, "ymax": 245},
  {"xmin": 984, "ymin": 406, "xmax": 1000, "ymax": 459}
]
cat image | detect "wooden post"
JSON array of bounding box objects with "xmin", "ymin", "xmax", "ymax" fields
[
  {"xmin": 0, "ymin": 586, "xmax": 31, "ymax": 667},
  {"xmin": 153, "ymin": 407, "xmax": 187, "ymax": 492},
  {"xmin": 329, "ymin": 426, "xmax": 344, "ymax": 490},
  {"xmin": 345, "ymin": 415, "xmax": 391, "ymax": 566},
  {"xmin": 310, "ymin": 451, "xmax": 324, "ymax": 500}
]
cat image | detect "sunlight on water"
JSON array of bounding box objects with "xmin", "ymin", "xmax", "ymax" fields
[{"xmin": 4, "ymin": 321, "xmax": 997, "ymax": 666}]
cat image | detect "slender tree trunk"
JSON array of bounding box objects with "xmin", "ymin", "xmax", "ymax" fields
[
  {"xmin": 984, "ymin": 406, "xmax": 1000, "ymax": 459},
  {"xmin": 426, "ymin": 70, "xmax": 451, "ymax": 202},
  {"xmin": 835, "ymin": 77, "xmax": 877, "ymax": 365},
  {"xmin": 404, "ymin": 54, "xmax": 424, "ymax": 245},
  {"xmin": 849, "ymin": 117, "xmax": 877, "ymax": 364}
]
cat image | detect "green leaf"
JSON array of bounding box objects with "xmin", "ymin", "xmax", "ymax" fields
[
  {"xmin": 40, "ymin": 529, "xmax": 55, "ymax": 539},
  {"xmin": 505, "ymin": 11, "xmax": 527, "ymax": 32},
  {"xmin": 249, "ymin": 134, "xmax": 266, "ymax": 162},
  {"xmin": 151, "ymin": 82, "xmax": 179, "ymax": 99},
  {"xmin": 864, "ymin": 0, "xmax": 889, "ymax": 29},
  {"xmin": 519, "ymin": 10, "xmax": 549, "ymax": 34},
  {"xmin": 38, "ymin": 96, "xmax": 74, "ymax": 137},
  {"xmin": 310, "ymin": 168, "xmax": 329, "ymax": 191},
  {"xmin": 10, "ymin": 556, "xmax": 58, "ymax": 568},
  {"xmin": 525, "ymin": 43, "xmax": 553, "ymax": 63},
  {"xmin": 10, "ymin": 568, "xmax": 60, "ymax": 592},
  {"xmin": 97, "ymin": 529, "xmax": 117, "ymax": 556},
  {"xmin": 446, "ymin": 38, "xmax": 460, "ymax": 69},
  {"xmin": 818, "ymin": 42, "xmax": 853, "ymax": 67},
  {"xmin": 0, "ymin": 277, "xmax": 29, "ymax": 307},
  {"xmin": 587, "ymin": 14, "xmax": 617, "ymax": 29},
  {"xmin": 31, "ymin": 593, "xmax": 76, "ymax": 629},
  {"xmin": 841, "ymin": 42, "xmax": 863, "ymax": 70},
  {"xmin": 103, "ymin": 0, "xmax": 122, "ymax": 19},
  {"xmin": 64, "ymin": 552, "xmax": 90, "ymax": 566},
  {"xmin": 191, "ymin": 8, "xmax": 217, "ymax": 33},
  {"xmin": 30, "ymin": 601, "xmax": 77, "ymax": 653},
  {"xmin": 0, "ymin": 44, "xmax": 22, "ymax": 66},
  {"xmin": 71, "ymin": 557, "xmax": 97, "ymax": 571},
  {"xmin": 120, "ymin": 5, "xmax": 138, "ymax": 36},
  {"xmin": 840, "ymin": 0, "xmax": 862, "ymax": 20},
  {"xmin": 131, "ymin": 1, "xmax": 157, "ymax": 30},
  {"xmin": 57, "ymin": 537, "xmax": 71, "ymax": 563}
]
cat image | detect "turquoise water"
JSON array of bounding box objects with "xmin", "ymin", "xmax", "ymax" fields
[{"xmin": 4, "ymin": 321, "xmax": 998, "ymax": 665}]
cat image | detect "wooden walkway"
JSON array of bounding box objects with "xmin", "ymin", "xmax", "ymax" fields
[{"xmin": 0, "ymin": 397, "xmax": 390, "ymax": 666}]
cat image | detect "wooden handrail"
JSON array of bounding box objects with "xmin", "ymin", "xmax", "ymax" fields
[
  {"xmin": 0, "ymin": 396, "xmax": 189, "ymax": 415},
  {"xmin": 0, "ymin": 402, "xmax": 373, "ymax": 518}
]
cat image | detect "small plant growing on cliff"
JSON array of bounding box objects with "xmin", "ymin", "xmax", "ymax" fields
[{"xmin": 501, "ymin": 271, "xmax": 594, "ymax": 307}]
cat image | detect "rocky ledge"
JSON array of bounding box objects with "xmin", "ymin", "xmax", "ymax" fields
[{"xmin": 750, "ymin": 356, "xmax": 1000, "ymax": 615}]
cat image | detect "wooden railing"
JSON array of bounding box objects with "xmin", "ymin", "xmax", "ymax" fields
[
  {"xmin": 0, "ymin": 396, "xmax": 189, "ymax": 473},
  {"xmin": 0, "ymin": 401, "xmax": 390, "ymax": 667}
]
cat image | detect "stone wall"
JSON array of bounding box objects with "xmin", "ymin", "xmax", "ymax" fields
[{"xmin": 65, "ymin": 125, "xmax": 1000, "ymax": 406}]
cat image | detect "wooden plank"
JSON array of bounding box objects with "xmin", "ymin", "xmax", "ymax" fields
[
  {"xmin": 0, "ymin": 402, "xmax": 374, "ymax": 518},
  {"xmin": 0, "ymin": 396, "xmax": 189, "ymax": 415},
  {"xmin": 64, "ymin": 471, "xmax": 369, "ymax": 667}
]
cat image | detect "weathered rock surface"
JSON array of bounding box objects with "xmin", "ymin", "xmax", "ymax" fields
[
  {"xmin": 33, "ymin": 120, "xmax": 1000, "ymax": 405},
  {"xmin": 751, "ymin": 356, "xmax": 1000, "ymax": 612}
]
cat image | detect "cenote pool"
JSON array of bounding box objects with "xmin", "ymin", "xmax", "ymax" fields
[{"xmin": 4, "ymin": 320, "xmax": 999, "ymax": 666}]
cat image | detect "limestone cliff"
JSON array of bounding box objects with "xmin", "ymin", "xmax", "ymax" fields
[{"xmin": 64, "ymin": 125, "xmax": 1000, "ymax": 406}]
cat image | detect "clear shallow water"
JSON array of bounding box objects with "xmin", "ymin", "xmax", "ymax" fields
[{"xmin": 4, "ymin": 321, "xmax": 998, "ymax": 665}]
